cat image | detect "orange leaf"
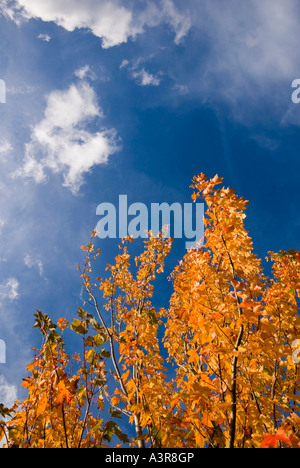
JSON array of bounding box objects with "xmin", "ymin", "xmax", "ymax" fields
[
  {"xmin": 57, "ymin": 318, "xmax": 69, "ymax": 330},
  {"xmin": 0, "ymin": 425, "xmax": 5, "ymax": 441},
  {"xmin": 276, "ymin": 429, "xmax": 293, "ymax": 446},
  {"xmin": 56, "ymin": 380, "xmax": 72, "ymax": 406},
  {"xmin": 261, "ymin": 434, "xmax": 279, "ymax": 449},
  {"xmin": 261, "ymin": 429, "xmax": 292, "ymax": 448},
  {"xmin": 36, "ymin": 394, "xmax": 48, "ymax": 418},
  {"xmin": 239, "ymin": 301, "xmax": 257, "ymax": 309},
  {"xmin": 170, "ymin": 395, "xmax": 180, "ymax": 410}
]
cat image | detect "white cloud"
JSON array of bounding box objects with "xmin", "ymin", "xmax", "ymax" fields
[
  {"xmin": 6, "ymin": 84, "xmax": 37, "ymax": 96},
  {"xmin": 132, "ymin": 68, "xmax": 162, "ymax": 87},
  {"xmin": 0, "ymin": 375, "xmax": 17, "ymax": 445},
  {"xmin": 161, "ymin": 0, "xmax": 300, "ymax": 126},
  {"xmin": 0, "ymin": 376, "xmax": 17, "ymax": 408},
  {"xmin": 120, "ymin": 58, "xmax": 162, "ymax": 87},
  {"xmin": 5, "ymin": 0, "xmax": 190, "ymax": 48},
  {"xmin": 120, "ymin": 59, "xmax": 130, "ymax": 70},
  {"xmin": 74, "ymin": 65, "xmax": 96, "ymax": 81},
  {"xmin": 24, "ymin": 254, "xmax": 44, "ymax": 277},
  {"xmin": 13, "ymin": 0, "xmax": 136, "ymax": 49},
  {"xmin": 14, "ymin": 81, "xmax": 121, "ymax": 194},
  {"xmin": 0, "ymin": 140, "xmax": 12, "ymax": 158},
  {"xmin": 0, "ymin": 219, "xmax": 7, "ymax": 234},
  {"xmin": 0, "ymin": 0, "xmax": 24, "ymax": 24},
  {"xmin": 197, "ymin": 0, "xmax": 300, "ymax": 83},
  {"xmin": 137, "ymin": 0, "xmax": 190, "ymax": 45},
  {"xmin": 160, "ymin": 0, "xmax": 191, "ymax": 44},
  {"xmin": 0, "ymin": 278, "xmax": 19, "ymax": 302},
  {"xmin": 37, "ymin": 33, "xmax": 51, "ymax": 42}
]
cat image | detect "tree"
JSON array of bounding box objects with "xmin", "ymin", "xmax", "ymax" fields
[
  {"xmin": 163, "ymin": 173, "xmax": 300, "ymax": 447},
  {"xmin": 2, "ymin": 173, "xmax": 299, "ymax": 448},
  {"xmin": 3, "ymin": 310, "xmax": 128, "ymax": 448}
]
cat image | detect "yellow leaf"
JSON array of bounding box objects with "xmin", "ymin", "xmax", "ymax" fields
[{"xmin": 111, "ymin": 396, "xmax": 121, "ymax": 407}]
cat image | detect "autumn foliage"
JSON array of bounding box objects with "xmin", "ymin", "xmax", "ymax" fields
[{"xmin": 1, "ymin": 173, "xmax": 300, "ymax": 448}]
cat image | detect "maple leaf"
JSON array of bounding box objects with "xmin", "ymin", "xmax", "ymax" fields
[
  {"xmin": 261, "ymin": 430, "xmax": 292, "ymax": 448},
  {"xmin": 56, "ymin": 379, "xmax": 73, "ymax": 406}
]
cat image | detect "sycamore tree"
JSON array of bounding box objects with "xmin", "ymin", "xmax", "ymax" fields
[{"xmin": 1, "ymin": 173, "xmax": 300, "ymax": 448}]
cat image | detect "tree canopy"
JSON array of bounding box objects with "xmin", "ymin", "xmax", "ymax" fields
[{"xmin": 1, "ymin": 173, "xmax": 300, "ymax": 448}]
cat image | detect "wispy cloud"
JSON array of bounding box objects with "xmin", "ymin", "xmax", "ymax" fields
[
  {"xmin": 13, "ymin": 81, "xmax": 121, "ymax": 194},
  {"xmin": 120, "ymin": 58, "xmax": 162, "ymax": 87},
  {"xmin": 37, "ymin": 33, "xmax": 51, "ymax": 42},
  {"xmin": 74, "ymin": 65, "xmax": 96, "ymax": 81},
  {"xmin": 154, "ymin": 0, "xmax": 300, "ymax": 127},
  {"xmin": 0, "ymin": 140, "xmax": 12, "ymax": 158},
  {"xmin": 160, "ymin": 0, "xmax": 191, "ymax": 45},
  {"xmin": 24, "ymin": 254, "xmax": 44, "ymax": 277},
  {"xmin": 132, "ymin": 68, "xmax": 162, "ymax": 87},
  {"xmin": 0, "ymin": 219, "xmax": 7, "ymax": 235},
  {"xmin": 137, "ymin": 0, "xmax": 191, "ymax": 45},
  {"xmin": 0, "ymin": 0, "xmax": 24, "ymax": 24},
  {"xmin": 0, "ymin": 278, "xmax": 19, "ymax": 302}
]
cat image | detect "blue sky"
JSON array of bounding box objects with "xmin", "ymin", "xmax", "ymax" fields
[{"xmin": 0, "ymin": 0, "xmax": 300, "ymax": 410}]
